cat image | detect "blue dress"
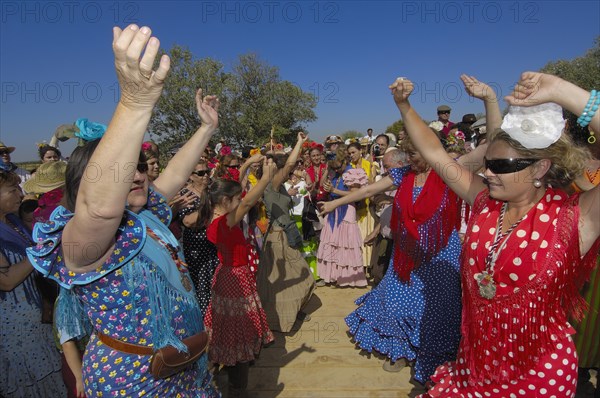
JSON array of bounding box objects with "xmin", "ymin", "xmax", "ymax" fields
[
  {"xmin": 0, "ymin": 215, "xmax": 66, "ymax": 398},
  {"xmin": 27, "ymin": 190, "xmax": 219, "ymax": 397},
  {"xmin": 345, "ymin": 167, "xmax": 462, "ymax": 384}
]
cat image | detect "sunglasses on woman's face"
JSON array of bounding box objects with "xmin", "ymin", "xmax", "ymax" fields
[
  {"xmin": 226, "ymin": 164, "xmax": 240, "ymax": 169},
  {"xmin": 192, "ymin": 170, "xmax": 209, "ymax": 177},
  {"xmin": 484, "ymin": 157, "xmax": 538, "ymax": 174},
  {"xmin": 137, "ymin": 162, "xmax": 149, "ymax": 173}
]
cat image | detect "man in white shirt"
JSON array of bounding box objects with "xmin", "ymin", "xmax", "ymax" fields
[{"xmin": 0, "ymin": 141, "xmax": 31, "ymax": 189}]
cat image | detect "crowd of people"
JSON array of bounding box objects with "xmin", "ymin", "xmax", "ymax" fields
[{"xmin": 0, "ymin": 24, "xmax": 598, "ymax": 398}]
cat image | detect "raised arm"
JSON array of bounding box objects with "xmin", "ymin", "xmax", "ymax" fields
[
  {"xmin": 319, "ymin": 175, "xmax": 396, "ymax": 215},
  {"xmin": 272, "ymin": 132, "xmax": 308, "ymax": 190},
  {"xmin": 389, "ymin": 77, "xmax": 485, "ymax": 205},
  {"xmin": 506, "ymin": 72, "xmax": 600, "ymax": 255},
  {"xmin": 228, "ymin": 158, "xmax": 276, "ymax": 227},
  {"xmin": 154, "ymin": 89, "xmax": 219, "ymax": 201},
  {"xmin": 63, "ymin": 25, "xmax": 170, "ymax": 270}
]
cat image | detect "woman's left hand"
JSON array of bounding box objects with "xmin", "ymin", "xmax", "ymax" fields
[
  {"xmin": 195, "ymin": 88, "xmax": 220, "ymax": 130},
  {"xmin": 298, "ymin": 131, "xmax": 308, "ymax": 143}
]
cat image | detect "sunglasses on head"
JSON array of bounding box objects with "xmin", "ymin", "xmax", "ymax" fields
[
  {"xmin": 192, "ymin": 170, "xmax": 209, "ymax": 177},
  {"xmin": 484, "ymin": 157, "xmax": 538, "ymax": 174}
]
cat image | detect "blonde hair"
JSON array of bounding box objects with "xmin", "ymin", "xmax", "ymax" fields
[
  {"xmin": 327, "ymin": 144, "xmax": 348, "ymax": 170},
  {"xmin": 489, "ymin": 129, "xmax": 591, "ymax": 189}
]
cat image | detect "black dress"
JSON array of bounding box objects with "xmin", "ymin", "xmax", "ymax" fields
[{"xmin": 177, "ymin": 188, "xmax": 220, "ymax": 315}]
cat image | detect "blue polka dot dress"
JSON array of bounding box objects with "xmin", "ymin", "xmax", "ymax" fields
[{"xmin": 345, "ymin": 167, "xmax": 462, "ymax": 384}]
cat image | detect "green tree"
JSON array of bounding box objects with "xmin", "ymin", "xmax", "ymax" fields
[
  {"xmin": 385, "ymin": 119, "xmax": 404, "ymax": 135},
  {"xmin": 341, "ymin": 130, "xmax": 362, "ymax": 140},
  {"xmin": 149, "ymin": 48, "xmax": 317, "ymax": 157},
  {"xmin": 539, "ymin": 36, "xmax": 600, "ymax": 91}
]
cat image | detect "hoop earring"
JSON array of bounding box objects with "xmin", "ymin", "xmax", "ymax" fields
[
  {"xmin": 588, "ymin": 127, "xmax": 596, "ymax": 145},
  {"xmin": 533, "ymin": 179, "xmax": 543, "ymax": 188}
]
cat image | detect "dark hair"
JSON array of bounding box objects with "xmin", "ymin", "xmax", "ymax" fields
[
  {"xmin": 19, "ymin": 198, "xmax": 38, "ymax": 217},
  {"xmin": 0, "ymin": 170, "xmax": 21, "ymax": 187},
  {"xmin": 375, "ymin": 134, "xmax": 389, "ymax": 145},
  {"xmin": 271, "ymin": 153, "xmax": 289, "ymax": 170},
  {"xmin": 39, "ymin": 145, "xmax": 61, "ymax": 160},
  {"xmin": 194, "ymin": 179, "xmax": 243, "ymax": 228},
  {"xmin": 64, "ymin": 140, "xmax": 101, "ymax": 211},
  {"xmin": 347, "ymin": 142, "xmax": 362, "ymax": 152}
]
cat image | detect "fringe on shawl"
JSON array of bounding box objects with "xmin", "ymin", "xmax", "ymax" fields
[
  {"xmin": 121, "ymin": 254, "xmax": 204, "ymax": 353},
  {"xmin": 460, "ymin": 190, "xmax": 600, "ymax": 385}
]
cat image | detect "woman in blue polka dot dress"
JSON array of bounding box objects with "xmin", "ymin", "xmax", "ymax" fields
[{"xmin": 320, "ymin": 136, "xmax": 486, "ymax": 385}]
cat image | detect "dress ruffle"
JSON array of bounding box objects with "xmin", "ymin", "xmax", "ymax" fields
[
  {"xmin": 343, "ymin": 167, "xmax": 368, "ymax": 187},
  {"xmin": 27, "ymin": 189, "xmax": 171, "ymax": 289}
]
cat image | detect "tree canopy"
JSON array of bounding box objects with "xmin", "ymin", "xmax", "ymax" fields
[{"xmin": 149, "ymin": 47, "xmax": 317, "ymax": 155}]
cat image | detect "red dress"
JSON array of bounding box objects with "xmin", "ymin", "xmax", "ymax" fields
[
  {"xmin": 204, "ymin": 215, "xmax": 273, "ymax": 366},
  {"xmin": 423, "ymin": 189, "xmax": 600, "ymax": 397}
]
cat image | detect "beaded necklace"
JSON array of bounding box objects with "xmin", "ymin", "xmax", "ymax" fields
[
  {"xmin": 3, "ymin": 217, "xmax": 33, "ymax": 245},
  {"xmin": 475, "ymin": 203, "xmax": 528, "ymax": 299},
  {"xmin": 145, "ymin": 227, "xmax": 192, "ymax": 292}
]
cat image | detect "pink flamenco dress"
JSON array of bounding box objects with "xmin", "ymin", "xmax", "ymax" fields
[
  {"xmin": 422, "ymin": 189, "xmax": 600, "ymax": 398},
  {"xmin": 316, "ymin": 166, "xmax": 368, "ymax": 287}
]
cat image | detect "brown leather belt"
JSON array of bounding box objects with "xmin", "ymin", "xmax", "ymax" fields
[{"xmin": 97, "ymin": 332, "xmax": 154, "ymax": 356}]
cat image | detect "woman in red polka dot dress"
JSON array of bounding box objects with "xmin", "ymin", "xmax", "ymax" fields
[
  {"xmin": 203, "ymin": 158, "xmax": 277, "ymax": 397},
  {"xmin": 390, "ymin": 73, "xmax": 600, "ymax": 397}
]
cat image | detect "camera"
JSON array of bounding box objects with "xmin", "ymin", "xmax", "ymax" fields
[{"xmin": 373, "ymin": 143, "xmax": 382, "ymax": 157}]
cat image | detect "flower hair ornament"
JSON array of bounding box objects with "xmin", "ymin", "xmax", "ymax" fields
[
  {"xmin": 51, "ymin": 118, "xmax": 107, "ymax": 147},
  {"xmin": 501, "ymin": 103, "xmax": 565, "ymax": 149},
  {"xmin": 429, "ymin": 121, "xmax": 444, "ymax": 132},
  {"xmin": 141, "ymin": 142, "xmax": 153, "ymax": 152}
]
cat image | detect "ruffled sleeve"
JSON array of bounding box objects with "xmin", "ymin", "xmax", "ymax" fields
[
  {"xmin": 146, "ymin": 188, "xmax": 172, "ymax": 226},
  {"xmin": 389, "ymin": 166, "xmax": 411, "ymax": 186},
  {"xmin": 343, "ymin": 167, "xmax": 368, "ymax": 187},
  {"xmin": 26, "ymin": 206, "xmax": 146, "ymax": 289}
]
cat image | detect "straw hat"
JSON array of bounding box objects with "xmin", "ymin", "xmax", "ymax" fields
[
  {"xmin": 0, "ymin": 141, "xmax": 16, "ymax": 153},
  {"xmin": 23, "ymin": 161, "xmax": 67, "ymax": 194}
]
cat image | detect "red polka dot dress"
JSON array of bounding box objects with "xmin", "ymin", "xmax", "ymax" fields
[
  {"xmin": 204, "ymin": 214, "xmax": 273, "ymax": 366},
  {"xmin": 422, "ymin": 189, "xmax": 600, "ymax": 398}
]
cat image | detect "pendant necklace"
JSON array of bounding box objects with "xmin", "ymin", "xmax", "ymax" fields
[{"xmin": 475, "ymin": 203, "xmax": 527, "ymax": 299}]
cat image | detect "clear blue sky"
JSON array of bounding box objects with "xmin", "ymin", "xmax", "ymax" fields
[{"xmin": 1, "ymin": 0, "xmax": 598, "ymax": 161}]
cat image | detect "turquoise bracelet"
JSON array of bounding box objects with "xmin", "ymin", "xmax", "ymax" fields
[{"xmin": 577, "ymin": 89, "xmax": 599, "ymax": 127}]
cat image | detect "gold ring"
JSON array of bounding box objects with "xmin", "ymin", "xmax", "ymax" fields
[{"xmin": 139, "ymin": 70, "xmax": 152, "ymax": 80}]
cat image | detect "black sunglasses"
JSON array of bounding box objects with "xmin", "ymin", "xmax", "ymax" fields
[
  {"xmin": 0, "ymin": 151, "xmax": 11, "ymax": 155},
  {"xmin": 226, "ymin": 164, "xmax": 240, "ymax": 169},
  {"xmin": 484, "ymin": 157, "xmax": 538, "ymax": 174},
  {"xmin": 137, "ymin": 162, "xmax": 149, "ymax": 173},
  {"xmin": 438, "ymin": 110, "xmax": 451, "ymax": 115},
  {"xmin": 192, "ymin": 170, "xmax": 209, "ymax": 177}
]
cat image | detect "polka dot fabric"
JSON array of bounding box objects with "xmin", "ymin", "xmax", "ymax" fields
[
  {"xmin": 425, "ymin": 335, "xmax": 578, "ymax": 397},
  {"xmin": 420, "ymin": 188, "xmax": 600, "ymax": 397},
  {"xmin": 345, "ymin": 184, "xmax": 462, "ymax": 384}
]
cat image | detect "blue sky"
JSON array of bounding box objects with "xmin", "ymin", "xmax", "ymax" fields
[{"xmin": 1, "ymin": 0, "xmax": 599, "ymax": 161}]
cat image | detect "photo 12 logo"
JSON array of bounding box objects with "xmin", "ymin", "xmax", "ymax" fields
[
  {"xmin": 1, "ymin": 1, "xmax": 140, "ymax": 24},
  {"xmin": 400, "ymin": 1, "xmax": 540, "ymax": 24},
  {"xmin": 200, "ymin": 1, "xmax": 340, "ymax": 24}
]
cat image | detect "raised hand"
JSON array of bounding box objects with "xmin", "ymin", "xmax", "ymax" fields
[
  {"xmin": 112, "ymin": 25, "xmax": 170, "ymax": 111},
  {"xmin": 262, "ymin": 158, "xmax": 278, "ymax": 180},
  {"xmin": 297, "ymin": 131, "xmax": 308, "ymax": 143},
  {"xmin": 195, "ymin": 88, "xmax": 220, "ymax": 130},
  {"xmin": 461, "ymin": 74, "xmax": 497, "ymax": 101},
  {"xmin": 504, "ymin": 72, "xmax": 562, "ymax": 107},
  {"xmin": 389, "ymin": 77, "xmax": 415, "ymax": 105}
]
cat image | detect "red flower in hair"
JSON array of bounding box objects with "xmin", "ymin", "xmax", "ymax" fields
[{"xmin": 141, "ymin": 142, "xmax": 153, "ymax": 152}]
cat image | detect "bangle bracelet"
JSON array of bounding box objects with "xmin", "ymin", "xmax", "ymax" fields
[{"xmin": 577, "ymin": 89, "xmax": 599, "ymax": 127}]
